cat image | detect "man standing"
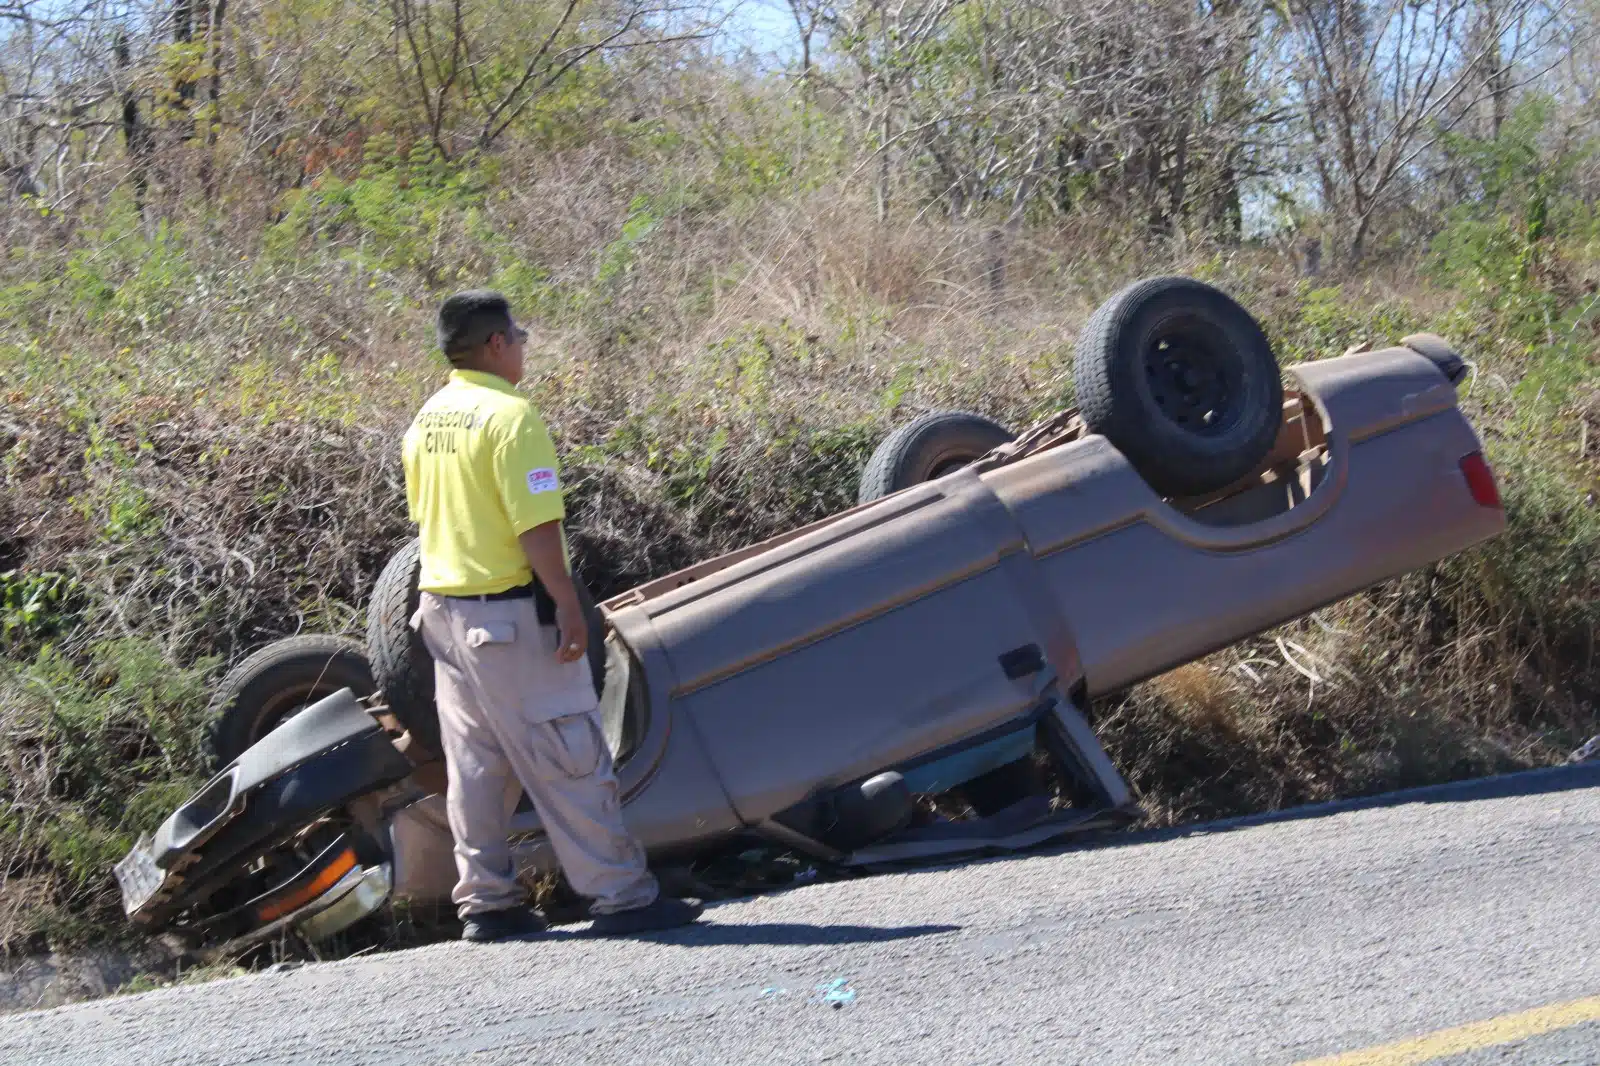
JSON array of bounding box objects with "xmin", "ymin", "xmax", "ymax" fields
[{"xmin": 401, "ymin": 289, "xmax": 703, "ymax": 942}]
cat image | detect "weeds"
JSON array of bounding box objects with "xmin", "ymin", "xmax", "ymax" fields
[{"xmin": 0, "ymin": 638, "xmax": 217, "ymax": 949}]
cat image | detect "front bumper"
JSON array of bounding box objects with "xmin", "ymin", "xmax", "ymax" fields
[{"xmin": 116, "ymin": 687, "xmax": 413, "ymax": 931}]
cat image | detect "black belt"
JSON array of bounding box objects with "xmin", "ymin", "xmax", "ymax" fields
[
  {"xmin": 455, "ymin": 583, "xmax": 533, "ymax": 601},
  {"xmin": 442, "ymin": 581, "xmax": 557, "ymax": 624}
]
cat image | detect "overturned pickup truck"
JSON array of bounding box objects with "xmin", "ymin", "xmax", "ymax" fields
[{"xmin": 114, "ymin": 276, "xmax": 1506, "ymax": 951}]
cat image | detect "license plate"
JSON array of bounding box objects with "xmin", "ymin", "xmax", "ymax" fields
[{"xmin": 114, "ymin": 836, "xmax": 166, "ymax": 916}]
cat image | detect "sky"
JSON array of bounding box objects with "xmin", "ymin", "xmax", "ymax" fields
[{"xmin": 711, "ymin": 0, "xmax": 807, "ymax": 65}]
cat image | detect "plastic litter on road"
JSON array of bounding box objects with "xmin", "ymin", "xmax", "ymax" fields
[{"xmin": 813, "ymin": 978, "xmax": 856, "ymax": 1008}]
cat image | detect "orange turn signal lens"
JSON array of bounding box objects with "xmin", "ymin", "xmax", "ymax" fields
[{"xmin": 257, "ymin": 848, "xmax": 357, "ymax": 923}]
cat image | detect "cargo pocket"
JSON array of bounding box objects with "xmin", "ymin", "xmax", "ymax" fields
[
  {"xmin": 542, "ymin": 713, "xmax": 605, "ymax": 780},
  {"xmin": 518, "ymin": 623, "xmax": 601, "ymax": 721}
]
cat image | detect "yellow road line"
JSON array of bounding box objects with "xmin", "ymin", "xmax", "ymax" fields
[{"xmin": 1293, "ymin": 994, "xmax": 1600, "ymax": 1066}]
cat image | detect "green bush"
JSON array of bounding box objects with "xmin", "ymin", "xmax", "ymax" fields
[{"xmin": 0, "ymin": 637, "xmax": 218, "ymax": 943}]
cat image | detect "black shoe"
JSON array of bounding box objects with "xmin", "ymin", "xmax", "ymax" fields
[
  {"xmin": 589, "ymin": 895, "xmax": 704, "ymax": 936},
  {"xmin": 461, "ymin": 905, "xmax": 547, "ymax": 942}
]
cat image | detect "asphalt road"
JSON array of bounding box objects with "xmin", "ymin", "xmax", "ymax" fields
[{"xmin": 5, "ymin": 764, "xmax": 1598, "ymax": 1066}]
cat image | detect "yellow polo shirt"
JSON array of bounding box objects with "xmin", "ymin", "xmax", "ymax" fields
[{"xmin": 401, "ymin": 369, "xmax": 570, "ymax": 596}]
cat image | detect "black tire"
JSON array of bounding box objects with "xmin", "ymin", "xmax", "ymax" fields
[
  {"xmin": 205, "ymin": 635, "xmax": 376, "ymax": 768},
  {"xmin": 858, "ymin": 411, "xmax": 1014, "ymax": 505},
  {"xmin": 365, "ymin": 537, "xmax": 607, "ymax": 758},
  {"xmin": 1074, "ymin": 276, "xmax": 1283, "ymax": 498},
  {"xmin": 366, "ymin": 538, "xmax": 438, "ymax": 755}
]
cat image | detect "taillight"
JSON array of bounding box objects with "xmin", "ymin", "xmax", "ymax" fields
[{"xmin": 1460, "ymin": 451, "xmax": 1501, "ymax": 508}]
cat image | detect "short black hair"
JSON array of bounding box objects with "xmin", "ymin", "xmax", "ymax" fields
[{"xmin": 436, "ymin": 289, "xmax": 513, "ymax": 361}]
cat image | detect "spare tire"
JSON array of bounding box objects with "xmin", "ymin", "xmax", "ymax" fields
[
  {"xmin": 1074, "ymin": 276, "xmax": 1282, "ymax": 498},
  {"xmin": 365, "ymin": 537, "xmax": 607, "ymax": 758},
  {"xmin": 366, "ymin": 538, "xmax": 437, "ymax": 754},
  {"xmin": 205, "ymin": 635, "xmax": 376, "ymax": 768},
  {"xmin": 858, "ymin": 411, "xmax": 1014, "ymax": 505}
]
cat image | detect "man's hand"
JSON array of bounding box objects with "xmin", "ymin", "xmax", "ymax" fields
[{"xmin": 553, "ymin": 594, "xmax": 587, "ymax": 663}]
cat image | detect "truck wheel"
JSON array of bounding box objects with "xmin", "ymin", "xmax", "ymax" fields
[
  {"xmin": 1074, "ymin": 276, "xmax": 1283, "ymax": 498},
  {"xmin": 857, "ymin": 411, "xmax": 1014, "ymax": 505},
  {"xmin": 365, "ymin": 537, "xmax": 607, "ymax": 759},
  {"xmin": 366, "ymin": 538, "xmax": 440, "ymax": 756},
  {"xmin": 205, "ymin": 635, "xmax": 376, "ymax": 768}
]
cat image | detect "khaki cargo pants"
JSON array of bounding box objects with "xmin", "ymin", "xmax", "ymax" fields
[{"xmin": 411, "ymin": 591, "xmax": 659, "ymax": 920}]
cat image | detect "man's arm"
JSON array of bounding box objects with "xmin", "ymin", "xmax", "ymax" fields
[
  {"xmin": 518, "ymin": 520, "xmax": 586, "ymax": 664},
  {"xmin": 493, "ymin": 405, "xmax": 586, "ymax": 664}
]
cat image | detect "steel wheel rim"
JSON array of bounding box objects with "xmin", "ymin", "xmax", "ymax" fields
[{"xmin": 1142, "ymin": 320, "xmax": 1246, "ymax": 438}]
